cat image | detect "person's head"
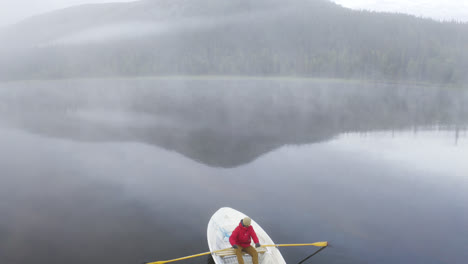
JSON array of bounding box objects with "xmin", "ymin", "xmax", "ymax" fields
[{"xmin": 241, "ymin": 217, "xmax": 251, "ymax": 227}]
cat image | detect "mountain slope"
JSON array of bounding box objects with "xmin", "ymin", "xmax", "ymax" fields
[
  {"xmin": 0, "ymin": 0, "xmax": 467, "ymax": 84},
  {"xmin": 0, "ymin": 0, "xmax": 287, "ymax": 48}
]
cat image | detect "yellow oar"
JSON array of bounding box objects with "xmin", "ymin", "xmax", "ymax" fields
[
  {"xmin": 145, "ymin": 242, "xmax": 328, "ymax": 264},
  {"xmin": 262, "ymin": 242, "xmax": 328, "ymax": 248},
  {"xmin": 145, "ymin": 247, "xmax": 232, "ymax": 264}
]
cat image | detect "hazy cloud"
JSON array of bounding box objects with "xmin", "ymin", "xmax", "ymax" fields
[
  {"xmin": 332, "ymin": 0, "xmax": 468, "ymax": 22},
  {"xmin": 1, "ymin": 0, "xmax": 467, "ymax": 28},
  {"xmin": 0, "ymin": 0, "xmax": 136, "ymax": 27}
]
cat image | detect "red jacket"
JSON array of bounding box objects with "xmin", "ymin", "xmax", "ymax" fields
[{"xmin": 229, "ymin": 221, "xmax": 259, "ymax": 248}]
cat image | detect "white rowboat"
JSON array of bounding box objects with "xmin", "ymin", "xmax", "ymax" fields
[
  {"xmin": 207, "ymin": 207, "xmax": 287, "ymax": 264},
  {"xmin": 145, "ymin": 208, "xmax": 326, "ymax": 264}
]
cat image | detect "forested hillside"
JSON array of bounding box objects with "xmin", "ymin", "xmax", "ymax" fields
[{"xmin": 0, "ymin": 0, "xmax": 467, "ymax": 84}]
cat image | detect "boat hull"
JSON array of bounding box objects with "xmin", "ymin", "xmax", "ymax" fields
[{"xmin": 207, "ymin": 207, "xmax": 286, "ymax": 264}]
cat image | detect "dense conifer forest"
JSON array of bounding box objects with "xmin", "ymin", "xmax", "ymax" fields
[{"xmin": 0, "ymin": 0, "xmax": 467, "ymax": 84}]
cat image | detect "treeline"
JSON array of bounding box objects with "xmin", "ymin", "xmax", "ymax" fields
[{"xmin": 1, "ymin": 0, "xmax": 467, "ymax": 84}]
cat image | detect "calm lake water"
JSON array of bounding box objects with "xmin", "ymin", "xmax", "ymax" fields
[{"xmin": 0, "ymin": 78, "xmax": 467, "ymax": 264}]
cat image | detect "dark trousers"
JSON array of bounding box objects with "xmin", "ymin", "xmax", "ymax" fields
[{"xmin": 235, "ymin": 245, "xmax": 258, "ymax": 264}]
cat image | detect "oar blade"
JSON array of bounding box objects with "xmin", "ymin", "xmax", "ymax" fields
[{"xmin": 311, "ymin": 241, "xmax": 328, "ymax": 247}]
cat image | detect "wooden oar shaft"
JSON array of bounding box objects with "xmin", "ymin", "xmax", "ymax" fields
[
  {"xmin": 262, "ymin": 242, "xmax": 328, "ymax": 248},
  {"xmin": 146, "ymin": 248, "xmax": 231, "ymax": 264},
  {"xmin": 146, "ymin": 252, "xmax": 210, "ymax": 264},
  {"xmin": 146, "ymin": 242, "xmax": 328, "ymax": 264}
]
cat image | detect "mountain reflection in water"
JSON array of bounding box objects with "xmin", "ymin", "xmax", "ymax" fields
[
  {"xmin": 0, "ymin": 78, "xmax": 466, "ymax": 167},
  {"xmin": 0, "ymin": 78, "xmax": 467, "ymax": 264}
]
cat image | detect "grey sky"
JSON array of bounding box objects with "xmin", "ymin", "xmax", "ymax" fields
[
  {"xmin": 332, "ymin": 0, "xmax": 468, "ymax": 22},
  {"xmin": 0, "ymin": 0, "xmax": 466, "ymax": 27},
  {"xmin": 0, "ymin": 0, "xmax": 136, "ymax": 27}
]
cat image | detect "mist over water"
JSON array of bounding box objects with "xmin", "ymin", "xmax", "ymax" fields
[
  {"xmin": 0, "ymin": 78, "xmax": 467, "ymax": 264},
  {"xmin": 1, "ymin": 78, "xmax": 467, "ymax": 167},
  {"xmin": 1, "ymin": 0, "xmax": 467, "ymax": 263}
]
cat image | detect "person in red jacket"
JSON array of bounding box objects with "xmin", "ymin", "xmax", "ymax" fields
[{"xmin": 229, "ymin": 216, "xmax": 261, "ymax": 264}]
